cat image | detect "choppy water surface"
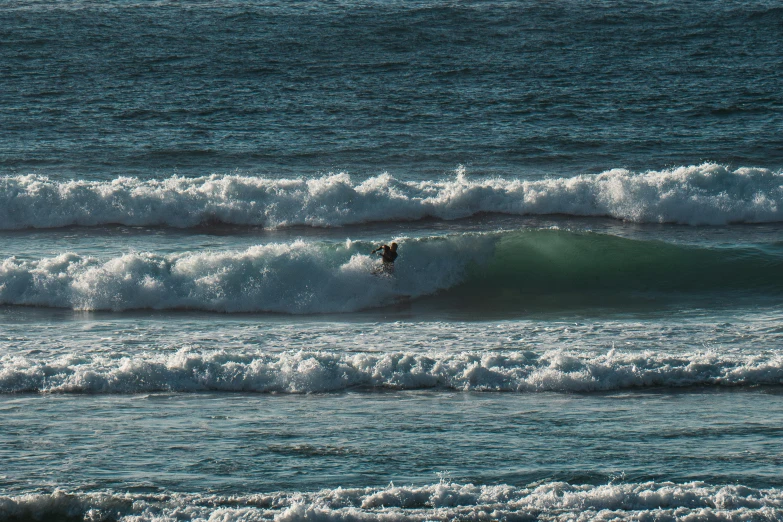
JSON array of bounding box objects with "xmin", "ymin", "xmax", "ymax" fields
[
  {"xmin": 1, "ymin": 0, "xmax": 782, "ymax": 520},
  {"xmin": 2, "ymin": 0, "xmax": 782, "ymax": 179}
]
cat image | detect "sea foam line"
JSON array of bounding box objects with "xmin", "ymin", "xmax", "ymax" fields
[
  {"xmin": 1, "ymin": 164, "xmax": 781, "ymax": 229},
  {"xmin": 2, "ymin": 348, "xmax": 783, "ymax": 394},
  {"xmin": 1, "ymin": 481, "xmax": 781, "ymax": 521}
]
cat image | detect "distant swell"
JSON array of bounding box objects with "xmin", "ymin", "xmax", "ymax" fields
[
  {"xmin": 3, "ymin": 348, "xmax": 783, "ymax": 394},
  {"xmin": 1, "ymin": 481, "xmax": 782, "ymax": 521},
  {"xmin": 1, "ymin": 164, "xmax": 781, "ymax": 229}
]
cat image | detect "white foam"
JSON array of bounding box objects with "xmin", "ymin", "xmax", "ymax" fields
[
  {"xmin": 1, "ymin": 164, "xmax": 781, "ymax": 229},
  {"xmin": 1, "ymin": 481, "xmax": 781, "ymax": 521},
  {"xmin": 2, "ymin": 348, "xmax": 783, "ymax": 394},
  {"xmin": 0, "ymin": 235, "xmax": 492, "ymax": 313}
]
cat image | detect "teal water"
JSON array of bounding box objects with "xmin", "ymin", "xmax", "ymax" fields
[
  {"xmin": 1, "ymin": 0, "xmax": 782, "ymax": 179},
  {"xmin": 1, "ymin": 1, "xmax": 782, "ymax": 520}
]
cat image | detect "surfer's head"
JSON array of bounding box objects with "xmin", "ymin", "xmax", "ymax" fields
[{"xmin": 390, "ymin": 242, "xmax": 398, "ymax": 251}]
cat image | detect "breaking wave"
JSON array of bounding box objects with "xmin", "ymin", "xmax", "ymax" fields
[
  {"xmin": 1, "ymin": 481, "xmax": 782, "ymax": 521},
  {"xmin": 0, "ymin": 234, "xmax": 492, "ymax": 313},
  {"xmin": 3, "ymin": 348, "xmax": 783, "ymax": 394},
  {"xmin": 0, "ymin": 229, "xmax": 781, "ymax": 314},
  {"xmin": 1, "ymin": 164, "xmax": 781, "ymax": 229}
]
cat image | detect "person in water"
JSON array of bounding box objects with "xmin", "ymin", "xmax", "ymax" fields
[{"xmin": 371, "ymin": 242, "xmax": 398, "ymax": 273}]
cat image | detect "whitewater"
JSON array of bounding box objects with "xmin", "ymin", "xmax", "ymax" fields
[
  {"xmin": 4, "ymin": 347, "xmax": 783, "ymax": 394},
  {"xmin": 1, "ymin": 191, "xmax": 782, "ymax": 522},
  {"xmin": 1, "ymin": 228, "xmax": 780, "ymax": 313},
  {"xmin": 2, "ymin": 164, "xmax": 781, "ymax": 229},
  {"xmin": 3, "ymin": 481, "xmax": 783, "ymax": 521},
  {"xmin": 3, "ymin": 0, "xmax": 783, "ymax": 520}
]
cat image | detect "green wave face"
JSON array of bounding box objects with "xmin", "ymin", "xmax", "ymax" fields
[
  {"xmin": 432, "ymin": 229, "xmax": 783, "ymax": 313},
  {"xmin": 0, "ymin": 229, "xmax": 779, "ymax": 315}
]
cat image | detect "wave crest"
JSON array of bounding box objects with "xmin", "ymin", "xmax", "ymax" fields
[
  {"xmin": 3, "ymin": 348, "xmax": 783, "ymax": 394},
  {"xmin": 1, "ymin": 481, "xmax": 781, "ymax": 521},
  {"xmin": 0, "ymin": 235, "xmax": 494, "ymax": 313},
  {"xmin": 1, "ymin": 230, "xmax": 781, "ymax": 313},
  {"xmin": 1, "ymin": 164, "xmax": 781, "ymax": 229}
]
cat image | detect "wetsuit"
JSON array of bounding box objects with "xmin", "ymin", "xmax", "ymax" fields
[
  {"xmin": 378, "ymin": 247, "xmax": 397, "ymax": 273},
  {"xmin": 381, "ymin": 250, "xmax": 398, "ymax": 264}
]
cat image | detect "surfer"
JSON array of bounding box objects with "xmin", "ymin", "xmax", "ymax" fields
[{"xmin": 371, "ymin": 242, "xmax": 398, "ymax": 273}]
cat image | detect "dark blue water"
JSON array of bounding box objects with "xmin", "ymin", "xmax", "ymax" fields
[{"xmin": 2, "ymin": 0, "xmax": 782, "ymax": 180}]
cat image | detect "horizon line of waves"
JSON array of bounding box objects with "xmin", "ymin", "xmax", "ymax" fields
[
  {"xmin": 3, "ymin": 349, "xmax": 783, "ymax": 394},
  {"xmin": 0, "ymin": 163, "xmax": 781, "ymax": 229},
  {"xmin": 2, "ymin": 481, "xmax": 782, "ymax": 520},
  {"xmin": 1, "ymin": 230, "xmax": 782, "ymax": 314}
]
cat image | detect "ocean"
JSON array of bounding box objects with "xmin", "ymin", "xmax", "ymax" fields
[{"xmin": 1, "ymin": 1, "xmax": 782, "ymax": 520}]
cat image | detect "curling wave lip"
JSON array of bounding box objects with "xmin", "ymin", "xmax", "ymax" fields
[{"xmin": 0, "ymin": 230, "xmax": 781, "ymax": 314}]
